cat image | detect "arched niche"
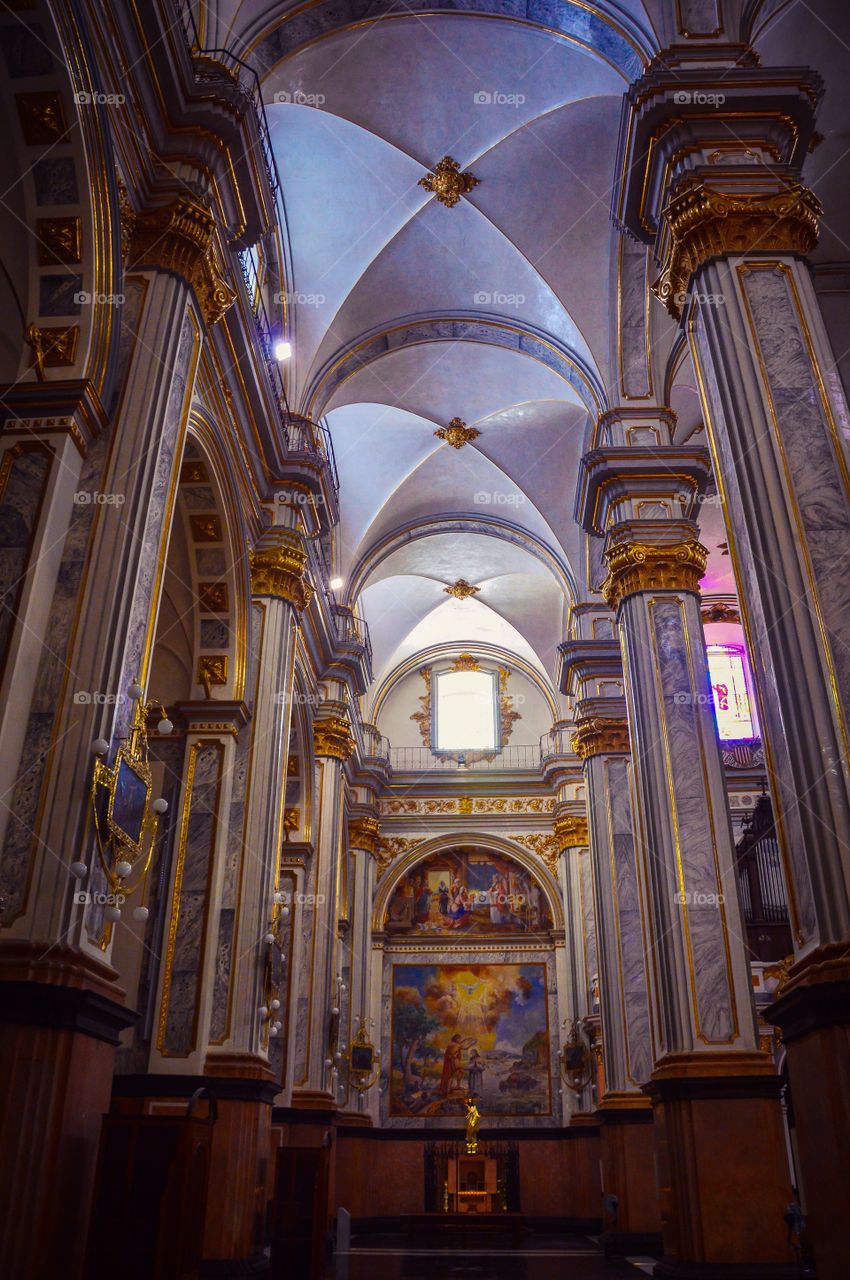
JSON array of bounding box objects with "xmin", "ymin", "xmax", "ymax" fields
[{"xmin": 373, "ymin": 836, "xmax": 563, "ymax": 938}]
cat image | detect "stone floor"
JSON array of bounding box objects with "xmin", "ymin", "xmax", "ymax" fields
[{"xmin": 327, "ymin": 1235, "xmax": 656, "ymax": 1279}]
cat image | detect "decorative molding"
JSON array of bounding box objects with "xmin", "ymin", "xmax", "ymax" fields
[
  {"xmin": 198, "ymin": 655, "xmax": 228, "ymax": 695},
  {"xmin": 36, "ymin": 216, "xmax": 81, "ymax": 266},
  {"xmin": 554, "ymin": 812, "xmax": 589, "ymax": 849},
  {"xmin": 313, "ymin": 715, "xmax": 355, "ymax": 761},
  {"xmin": 115, "ymin": 175, "xmax": 136, "ymax": 266},
  {"xmin": 655, "ymin": 176, "xmax": 820, "ymax": 319},
  {"xmin": 249, "ymin": 527, "xmax": 312, "ymax": 610},
  {"xmin": 513, "ymin": 832, "xmax": 560, "ymax": 875},
  {"xmin": 572, "ymin": 715, "xmax": 630, "ymax": 760},
  {"xmin": 130, "ymin": 196, "xmax": 236, "ymax": 325},
  {"xmin": 434, "ymin": 417, "xmax": 480, "ymax": 449},
  {"xmin": 444, "ymin": 578, "xmax": 480, "ymax": 600},
  {"xmin": 374, "ymin": 835, "xmax": 422, "ymax": 881},
  {"xmin": 701, "ymin": 599, "xmax": 741, "ymax": 625},
  {"xmin": 378, "ymin": 796, "xmax": 556, "ymax": 816},
  {"xmin": 197, "ymin": 581, "xmax": 228, "ymax": 613},
  {"xmin": 24, "ymin": 325, "xmax": 79, "ymax": 379},
  {"xmin": 452, "ymin": 652, "xmax": 480, "ymax": 672},
  {"xmin": 15, "ymin": 91, "xmax": 67, "ymax": 145},
  {"xmin": 418, "ymin": 155, "xmax": 479, "ymax": 208},
  {"xmin": 602, "ymin": 537, "xmax": 707, "ymax": 611}
]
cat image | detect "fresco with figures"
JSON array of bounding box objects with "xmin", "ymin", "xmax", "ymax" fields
[
  {"xmin": 390, "ymin": 963, "xmax": 551, "ymax": 1117},
  {"xmin": 383, "ymin": 848, "xmax": 552, "ymax": 938}
]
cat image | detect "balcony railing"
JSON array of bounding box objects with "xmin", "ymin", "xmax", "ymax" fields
[
  {"xmin": 389, "ymin": 744, "xmax": 541, "ymax": 773},
  {"xmin": 539, "ymin": 726, "xmax": 574, "ymax": 761},
  {"xmin": 335, "ymin": 605, "xmax": 373, "ymax": 670}
]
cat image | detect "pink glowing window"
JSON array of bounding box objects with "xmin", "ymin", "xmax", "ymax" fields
[{"xmin": 706, "ymin": 644, "xmax": 756, "ymax": 740}]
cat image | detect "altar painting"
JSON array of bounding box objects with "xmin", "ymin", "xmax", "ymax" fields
[
  {"xmin": 383, "ymin": 849, "xmax": 552, "ymax": 938},
  {"xmin": 390, "ymin": 963, "xmax": 551, "ymax": 1117}
]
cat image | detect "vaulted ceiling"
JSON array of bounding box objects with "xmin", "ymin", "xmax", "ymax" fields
[{"xmin": 195, "ymin": 0, "xmax": 850, "ymax": 719}]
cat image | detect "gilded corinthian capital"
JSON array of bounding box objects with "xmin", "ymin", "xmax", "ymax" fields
[
  {"xmin": 655, "ymin": 175, "xmax": 820, "ymax": 319},
  {"xmin": 313, "ymin": 714, "xmax": 355, "ymax": 761},
  {"xmin": 602, "ymin": 536, "xmax": 707, "ymax": 612},
  {"xmin": 554, "ymin": 811, "xmax": 589, "ymax": 849},
  {"xmin": 249, "ymin": 527, "xmax": 313, "ymax": 610},
  {"xmin": 130, "ymin": 195, "xmax": 236, "ymax": 325},
  {"xmin": 348, "ymin": 814, "xmax": 382, "ymax": 855},
  {"xmin": 572, "ymin": 716, "xmax": 629, "ymax": 761}
]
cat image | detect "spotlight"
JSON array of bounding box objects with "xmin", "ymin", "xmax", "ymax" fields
[
  {"xmin": 329, "ymin": 577, "xmax": 343, "ymax": 590},
  {"xmin": 273, "ymin": 339, "xmax": 292, "ymax": 361}
]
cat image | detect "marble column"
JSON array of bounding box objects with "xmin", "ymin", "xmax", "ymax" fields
[
  {"xmin": 616, "ymin": 57, "xmax": 849, "ymax": 1277},
  {"xmin": 554, "ymin": 810, "xmax": 595, "ymax": 1115},
  {"xmin": 577, "ymin": 406, "xmax": 795, "ymax": 1273},
  {"xmin": 560, "ymin": 629, "xmax": 660, "ymax": 1254},
  {"xmin": 291, "ymin": 698, "xmax": 354, "ymax": 1108},
  {"xmin": 197, "ymin": 496, "xmax": 311, "ymax": 1269},
  {"xmin": 0, "ymin": 199, "xmax": 221, "ymax": 1279},
  {"xmin": 343, "ymin": 811, "xmax": 381, "ymax": 1124}
]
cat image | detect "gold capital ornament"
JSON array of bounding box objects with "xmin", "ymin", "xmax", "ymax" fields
[
  {"xmin": 130, "ymin": 196, "xmax": 236, "ymax": 325},
  {"xmin": 554, "ymin": 812, "xmax": 589, "ymax": 849},
  {"xmin": 655, "ymin": 176, "xmax": 820, "ymax": 319},
  {"xmin": 348, "ymin": 815, "xmax": 382, "ymax": 856},
  {"xmin": 249, "ymin": 528, "xmax": 313, "ymax": 610},
  {"xmin": 602, "ymin": 538, "xmax": 707, "ymax": 612},
  {"xmin": 572, "ymin": 716, "xmax": 630, "ymax": 761},
  {"xmin": 313, "ymin": 715, "xmax": 356, "ymax": 761}
]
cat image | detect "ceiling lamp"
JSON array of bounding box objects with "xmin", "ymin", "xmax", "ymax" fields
[
  {"xmin": 329, "ymin": 576, "xmax": 343, "ymax": 590},
  {"xmin": 273, "ymin": 339, "xmax": 292, "ymax": 361}
]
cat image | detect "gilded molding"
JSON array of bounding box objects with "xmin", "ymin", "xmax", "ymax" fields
[
  {"xmin": 130, "ymin": 196, "xmax": 236, "ymax": 325},
  {"xmin": 435, "ymin": 417, "xmax": 480, "ymax": 449},
  {"xmin": 602, "ymin": 537, "xmax": 707, "ymax": 611},
  {"xmin": 554, "ymin": 812, "xmax": 589, "ymax": 848},
  {"xmin": 313, "ymin": 715, "xmax": 356, "ymax": 760},
  {"xmin": 513, "ymin": 833, "xmax": 560, "ymax": 875},
  {"xmin": 115, "ymin": 175, "xmax": 136, "ymax": 266},
  {"xmin": 249, "ymin": 527, "xmax": 312, "ymax": 610},
  {"xmin": 36, "ymin": 216, "xmax": 81, "ymax": 266},
  {"xmin": 656, "ymin": 176, "xmax": 821, "ymax": 318},
  {"xmin": 24, "ymin": 325, "xmax": 79, "ymax": 379},
  {"xmin": 378, "ymin": 795, "xmax": 555, "ymax": 815},
  {"xmin": 419, "ymin": 155, "xmax": 479, "ymax": 208},
  {"xmin": 572, "ymin": 715, "xmax": 630, "ymax": 760}
]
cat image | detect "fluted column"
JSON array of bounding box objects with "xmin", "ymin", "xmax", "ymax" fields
[
  {"xmin": 616, "ymin": 57, "xmax": 848, "ymax": 1277},
  {"xmin": 560, "ymin": 627, "xmax": 660, "ymax": 1252},
  {"xmin": 292, "ymin": 699, "xmax": 354, "ymax": 1106}
]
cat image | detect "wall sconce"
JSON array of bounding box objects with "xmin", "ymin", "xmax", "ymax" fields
[
  {"xmin": 259, "ymin": 888, "xmax": 292, "ymax": 1045},
  {"xmin": 559, "ymin": 1018, "xmax": 593, "ymax": 1092},
  {"xmin": 347, "ymin": 1016, "xmax": 381, "ymax": 1094},
  {"xmin": 81, "ymin": 681, "xmax": 171, "ymax": 936}
]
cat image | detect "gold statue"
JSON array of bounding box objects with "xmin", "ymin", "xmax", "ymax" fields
[{"xmin": 464, "ymin": 1095, "xmax": 480, "ymax": 1154}]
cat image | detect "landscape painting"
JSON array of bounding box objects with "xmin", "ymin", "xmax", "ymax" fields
[
  {"xmin": 390, "ymin": 963, "xmax": 551, "ymax": 1117},
  {"xmin": 383, "ymin": 848, "xmax": 552, "ymax": 938}
]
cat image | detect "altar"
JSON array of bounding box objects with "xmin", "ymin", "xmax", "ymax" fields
[
  {"xmin": 423, "ymin": 1140, "xmax": 521, "ymax": 1216},
  {"xmin": 448, "ymin": 1154, "xmax": 498, "ymax": 1214}
]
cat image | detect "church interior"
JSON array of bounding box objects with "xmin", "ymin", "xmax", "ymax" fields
[{"xmin": 1, "ymin": 0, "xmax": 850, "ymax": 1277}]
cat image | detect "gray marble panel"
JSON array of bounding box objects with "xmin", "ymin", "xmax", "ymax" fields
[
  {"xmin": 38, "ymin": 274, "xmax": 83, "ymax": 316},
  {"xmin": 0, "ymin": 23, "xmax": 53, "ymax": 76},
  {"xmin": 33, "ymin": 158, "xmax": 78, "ymax": 205},
  {"xmin": 200, "ymin": 619, "xmax": 229, "ymax": 649},
  {"xmin": 0, "ymin": 448, "xmax": 51, "ymax": 679}
]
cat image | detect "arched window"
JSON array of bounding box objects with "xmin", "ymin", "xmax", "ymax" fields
[
  {"xmin": 706, "ymin": 643, "xmax": 757, "ymax": 740},
  {"xmin": 434, "ymin": 668, "xmax": 498, "ymax": 751}
]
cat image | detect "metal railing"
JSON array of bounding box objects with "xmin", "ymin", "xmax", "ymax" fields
[
  {"xmin": 388, "ymin": 743, "xmax": 541, "ymax": 773},
  {"xmin": 175, "ymin": 1, "xmax": 280, "ymax": 205},
  {"xmin": 539, "ymin": 726, "xmax": 574, "ymax": 761},
  {"xmin": 174, "ymin": 3, "xmax": 341, "ymax": 495},
  {"xmin": 334, "ymin": 605, "xmax": 373, "ymax": 670}
]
